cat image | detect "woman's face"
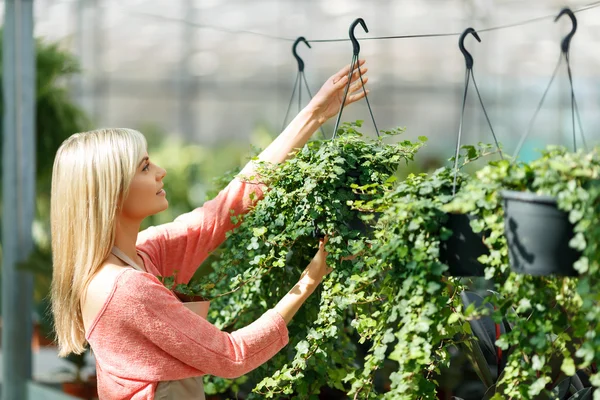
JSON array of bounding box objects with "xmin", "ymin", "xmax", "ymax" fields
[{"xmin": 121, "ymin": 153, "xmax": 168, "ymax": 220}]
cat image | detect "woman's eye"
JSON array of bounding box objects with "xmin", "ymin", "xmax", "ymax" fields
[{"xmin": 143, "ymin": 163, "xmax": 150, "ymax": 172}]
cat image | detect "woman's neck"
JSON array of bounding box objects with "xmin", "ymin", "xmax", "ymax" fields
[{"xmin": 114, "ymin": 217, "xmax": 142, "ymax": 264}]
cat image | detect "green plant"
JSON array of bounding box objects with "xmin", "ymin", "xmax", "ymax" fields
[
  {"xmin": 446, "ymin": 146, "xmax": 600, "ymax": 399},
  {"xmin": 1, "ymin": 32, "xmax": 90, "ymax": 324},
  {"xmin": 199, "ymin": 121, "xmax": 424, "ymax": 398},
  {"xmin": 350, "ymin": 144, "xmax": 501, "ymax": 399},
  {"xmin": 0, "ymin": 31, "xmax": 91, "ymax": 185},
  {"xmin": 354, "ymin": 171, "xmax": 465, "ymax": 399},
  {"xmin": 158, "ymin": 272, "xmax": 214, "ymax": 301},
  {"xmin": 64, "ymin": 348, "xmax": 89, "ymax": 383}
]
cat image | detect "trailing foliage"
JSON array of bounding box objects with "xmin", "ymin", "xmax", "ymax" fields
[
  {"xmin": 446, "ymin": 146, "xmax": 600, "ymax": 399},
  {"xmin": 198, "ymin": 141, "xmax": 600, "ymax": 399},
  {"xmin": 200, "ymin": 122, "xmax": 425, "ymax": 398},
  {"xmin": 353, "ymin": 143, "xmax": 501, "ymax": 399}
]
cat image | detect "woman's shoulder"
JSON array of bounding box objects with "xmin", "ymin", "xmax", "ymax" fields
[
  {"xmin": 83, "ymin": 263, "xmax": 144, "ymax": 334},
  {"xmin": 84, "ymin": 262, "xmax": 179, "ymax": 340}
]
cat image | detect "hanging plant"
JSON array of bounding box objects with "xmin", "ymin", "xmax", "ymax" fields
[
  {"xmin": 439, "ymin": 143, "xmax": 501, "ymax": 278},
  {"xmin": 344, "ymin": 143, "xmax": 505, "ymax": 399},
  {"xmin": 198, "ymin": 121, "xmax": 425, "ymax": 398},
  {"xmin": 446, "ymin": 146, "xmax": 600, "ymax": 399}
]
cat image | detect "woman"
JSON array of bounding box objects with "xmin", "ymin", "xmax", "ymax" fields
[{"xmin": 50, "ymin": 61, "xmax": 368, "ymax": 399}]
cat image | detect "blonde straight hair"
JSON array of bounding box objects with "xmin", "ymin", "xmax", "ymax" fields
[{"xmin": 51, "ymin": 128, "xmax": 147, "ymax": 356}]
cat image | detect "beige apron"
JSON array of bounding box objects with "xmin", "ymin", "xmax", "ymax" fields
[{"xmin": 111, "ymin": 247, "xmax": 208, "ymax": 400}]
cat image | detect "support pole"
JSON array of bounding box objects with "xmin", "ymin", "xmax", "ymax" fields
[
  {"xmin": 179, "ymin": 0, "xmax": 196, "ymax": 140},
  {"xmin": 2, "ymin": 0, "xmax": 36, "ymax": 398}
]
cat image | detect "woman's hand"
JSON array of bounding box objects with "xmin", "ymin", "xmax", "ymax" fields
[
  {"xmin": 307, "ymin": 60, "xmax": 369, "ymax": 125},
  {"xmin": 238, "ymin": 62, "xmax": 369, "ymax": 179},
  {"xmin": 274, "ymin": 237, "xmax": 332, "ymax": 324},
  {"xmin": 298, "ymin": 237, "xmax": 332, "ymax": 288}
]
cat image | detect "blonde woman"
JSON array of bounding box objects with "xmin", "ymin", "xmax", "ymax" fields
[{"xmin": 50, "ymin": 61, "xmax": 369, "ymax": 400}]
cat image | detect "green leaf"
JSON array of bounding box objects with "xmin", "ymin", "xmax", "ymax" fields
[
  {"xmin": 462, "ymin": 321, "xmax": 472, "ymax": 335},
  {"xmin": 528, "ymin": 377, "xmax": 550, "ymax": 397},
  {"xmin": 252, "ymin": 226, "xmax": 268, "ymax": 237},
  {"xmin": 448, "ymin": 313, "xmax": 460, "ymax": 324},
  {"xmin": 561, "ymin": 357, "xmax": 576, "ymax": 377}
]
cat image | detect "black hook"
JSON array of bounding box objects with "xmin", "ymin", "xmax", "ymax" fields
[
  {"xmin": 459, "ymin": 27, "xmax": 481, "ymax": 70},
  {"xmin": 555, "ymin": 8, "xmax": 577, "ymax": 54},
  {"xmin": 292, "ymin": 36, "xmax": 311, "ymax": 72},
  {"xmin": 349, "ymin": 18, "xmax": 368, "ymax": 56}
]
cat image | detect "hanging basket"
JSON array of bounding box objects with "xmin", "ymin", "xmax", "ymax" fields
[
  {"xmin": 341, "ymin": 168, "xmax": 381, "ymax": 236},
  {"xmin": 501, "ymin": 190, "xmax": 580, "ymax": 276},
  {"xmin": 439, "ymin": 213, "xmax": 488, "ymax": 277}
]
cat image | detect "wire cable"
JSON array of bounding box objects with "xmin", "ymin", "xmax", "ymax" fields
[{"xmin": 133, "ymin": 1, "xmax": 600, "ymax": 44}]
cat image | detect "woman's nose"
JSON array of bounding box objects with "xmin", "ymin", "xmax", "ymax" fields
[{"xmin": 157, "ymin": 166, "xmax": 167, "ymax": 179}]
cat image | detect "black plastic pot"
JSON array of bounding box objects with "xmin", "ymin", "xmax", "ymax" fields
[
  {"xmin": 501, "ymin": 190, "xmax": 580, "ymax": 276},
  {"xmin": 439, "ymin": 213, "xmax": 488, "ymax": 277},
  {"xmin": 345, "ymin": 212, "xmax": 380, "ymax": 235}
]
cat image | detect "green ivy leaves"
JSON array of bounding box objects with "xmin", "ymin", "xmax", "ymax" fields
[
  {"xmin": 201, "ymin": 122, "xmax": 425, "ymax": 398},
  {"xmin": 197, "ymin": 134, "xmax": 600, "ymax": 399}
]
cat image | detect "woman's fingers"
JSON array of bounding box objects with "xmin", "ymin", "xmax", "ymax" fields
[
  {"xmin": 346, "ymin": 89, "xmax": 368, "ymax": 105},
  {"xmin": 332, "ymin": 59, "xmax": 366, "ymax": 83},
  {"xmin": 333, "ymin": 67, "xmax": 368, "ymax": 91},
  {"xmin": 349, "ymin": 67, "xmax": 368, "ymax": 84},
  {"xmin": 344, "ymin": 74, "xmax": 369, "ymax": 104},
  {"xmin": 340, "ymin": 66, "xmax": 367, "ymax": 86},
  {"xmin": 333, "ymin": 74, "xmax": 349, "ymax": 89},
  {"xmin": 313, "ymin": 236, "xmax": 329, "ymax": 260},
  {"xmin": 319, "ymin": 236, "xmax": 329, "ymax": 254},
  {"xmin": 349, "ymin": 76, "xmax": 368, "ymax": 93}
]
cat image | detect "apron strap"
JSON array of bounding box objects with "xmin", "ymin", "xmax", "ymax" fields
[{"xmin": 111, "ymin": 246, "xmax": 146, "ymax": 272}]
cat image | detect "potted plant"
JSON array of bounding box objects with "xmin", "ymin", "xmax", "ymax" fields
[
  {"xmin": 501, "ymin": 190, "xmax": 580, "ymax": 276},
  {"xmin": 347, "ymin": 145, "xmax": 507, "ymax": 398},
  {"xmin": 455, "ymin": 291, "xmax": 595, "ymax": 400},
  {"xmin": 446, "ymin": 145, "xmax": 600, "ymax": 398},
  {"xmin": 449, "ymin": 146, "xmax": 597, "ymax": 277},
  {"xmin": 62, "ymin": 348, "xmax": 97, "ymax": 399},
  {"xmin": 438, "ymin": 143, "xmax": 500, "ymax": 278},
  {"xmin": 497, "ymin": 148, "xmax": 599, "ymax": 276},
  {"xmin": 158, "ymin": 273, "xmax": 212, "ymax": 318},
  {"xmin": 439, "ymin": 212, "xmax": 489, "ymax": 277},
  {"xmin": 199, "ymin": 121, "xmax": 426, "ymax": 398}
]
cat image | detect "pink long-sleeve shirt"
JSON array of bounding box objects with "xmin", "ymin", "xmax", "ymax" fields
[{"xmin": 85, "ymin": 179, "xmax": 289, "ymax": 400}]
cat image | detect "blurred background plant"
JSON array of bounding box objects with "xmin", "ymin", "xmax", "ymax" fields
[{"xmin": 0, "ymin": 30, "xmax": 91, "ymax": 332}]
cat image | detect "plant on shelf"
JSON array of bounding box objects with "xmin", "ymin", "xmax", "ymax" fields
[{"xmin": 61, "ymin": 347, "xmax": 98, "ymax": 400}]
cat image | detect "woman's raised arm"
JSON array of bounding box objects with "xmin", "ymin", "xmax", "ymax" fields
[{"xmin": 239, "ymin": 60, "xmax": 368, "ymax": 177}]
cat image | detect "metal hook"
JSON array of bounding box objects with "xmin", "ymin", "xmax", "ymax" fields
[
  {"xmin": 349, "ymin": 18, "xmax": 368, "ymax": 56},
  {"xmin": 555, "ymin": 8, "xmax": 577, "ymax": 54},
  {"xmin": 292, "ymin": 36, "xmax": 311, "ymax": 72},
  {"xmin": 459, "ymin": 27, "xmax": 481, "ymax": 70}
]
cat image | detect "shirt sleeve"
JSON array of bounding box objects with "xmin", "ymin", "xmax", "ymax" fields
[
  {"xmin": 98, "ymin": 270, "xmax": 288, "ymax": 381},
  {"xmin": 136, "ymin": 178, "xmax": 265, "ymax": 283}
]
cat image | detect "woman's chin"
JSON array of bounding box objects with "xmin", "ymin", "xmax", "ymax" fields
[{"xmin": 154, "ymin": 201, "xmax": 169, "ymax": 214}]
